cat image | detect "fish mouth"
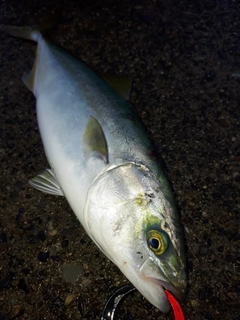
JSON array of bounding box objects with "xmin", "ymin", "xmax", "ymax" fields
[
  {"xmin": 138, "ymin": 258, "xmax": 186, "ymax": 312},
  {"xmin": 140, "ymin": 276, "xmax": 185, "ymax": 313},
  {"xmin": 147, "ymin": 276, "xmax": 185, "ymax": 302}
]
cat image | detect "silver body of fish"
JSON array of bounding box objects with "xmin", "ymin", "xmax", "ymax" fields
[{"xmin": 1, "ymin": 24, "xmax": 187, "ymax": 313}]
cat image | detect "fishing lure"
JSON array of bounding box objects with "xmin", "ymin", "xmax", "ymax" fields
[{"xmin": 101, "ymin": 284, "xmax": 185, "ymax": 320}]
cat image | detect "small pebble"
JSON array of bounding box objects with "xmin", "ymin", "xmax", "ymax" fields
[
  {"xmin": 38, "ymin": 230, "xmax": 46, "ymax": 242},
  {"xmin": 47, "ymin": 221, "xmax": 54, "ymax": 231},
  {"xmin": 22, "ymin": 268, "xmax": 30, "ymax": 275},
  {"xmin": 190, "ymin": 299, "xmax": 199, "ymax": 308},
  {"xmin": 61, "ymin": 228, "xmax": 73, "ymax": 237},
  {"xmin": 0, "ymin": 232, "xmax": 7, "ymax": 242},
  {"xmin": 62, "ymin": 263, "xmax": 83, "ymax": 284},
  {"xmin": 198, "ymin": 289, "xmax": 207, "ymax": 300},
  {"xmin": 78, "ymin": 296, "xmax": 86, "ymax": 316},
  {"xmin": 81, "ymin": 278, "xmax": 92, "ymax": 287},
  {"xmin": 65, "ymin": 294, "xmax": 74, "ymax": 306},
  {"xmin": 203, "ymin": 313, "xmax": 214, "ymax": 320},
  {"xmin": 49, "ymin": 229, "xmax": 57, "ymax": 236},
  {"xmin": 233, "ymin": 172, "xmax": 239, "ymax": 178},
  {"xmin": 218, "ymin": 48, "xmax": 227, "ymax": 60},
  {"xmin": 188, "ymin": 201, "xmax": 195, "ymax": 207},
  {"xmin": 52, "ymin": 296, "xmax": 64, "ymax": 307},
  {"xmin": 18, "ymin": 278, "xmax": 29, "ymax": 294},
  {"xmin": 16, "ymin": 207, "xmax": 24, "ymax": 222},
  {"xmin": 0, "ymin": 274, "xmax": 14, "ymax": 290},
  {"xmin": 38, "ymin": 251, "xmax": 50, "ymax": 262},
  {"xmin": 61, "ymin": 239, "xmax": 69, "ymax": 248},
  {"xmin": 11, "ymin": 305, "xmax": 24, "ymax": 317},
  {"xmin": 199, "ymin": 246, "xmax": 208, "ymax": 255}
]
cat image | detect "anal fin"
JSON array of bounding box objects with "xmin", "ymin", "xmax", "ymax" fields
[{"xmin": 22, "ymin": 48, "xmax": 38, "ymax": 92}]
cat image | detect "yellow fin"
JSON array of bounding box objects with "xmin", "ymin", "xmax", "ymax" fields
[
  {"xmin": 0, "ymin": 9, "xmax": 61, "ymax": 41},
  {"xmin": 98, "ymin": 73, "xmax": 132, "ymax": 100},
  {"xmin": 0, "ymin": 25, "xmax": 40, "ymax": 41},
  {"xmin": 22, "ymin": 52, "xmax": 38, "ymax": 92},
  {"xmin": 83, "ymin": 116, "xmax": 108, "ymax": 162}
]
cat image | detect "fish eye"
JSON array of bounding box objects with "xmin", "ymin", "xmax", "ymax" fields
[
  {"xmin": 149, "ymin": 237, "xmax": 159, "ymax": 249},
  {"xmin": 147, "ymin": 230, "xmax": 168, "ymax": 255}
]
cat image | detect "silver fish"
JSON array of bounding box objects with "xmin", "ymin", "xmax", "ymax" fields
[{"xmin": 1, "ymin": 23, "xmax": 187, "ymax": 313}]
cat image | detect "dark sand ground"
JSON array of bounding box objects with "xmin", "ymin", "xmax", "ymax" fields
[{"xmin": 0, "ymin": 0, "xmax": 239, "ymax": 319}]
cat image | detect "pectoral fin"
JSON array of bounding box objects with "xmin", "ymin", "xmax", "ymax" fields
[
  {"xmin": 83, "ymin": 116, "xmax": 108, "ymax": 163},
  {"xmin": 29, "ymin": 169, "xmax": 64, "ymax": 196}
]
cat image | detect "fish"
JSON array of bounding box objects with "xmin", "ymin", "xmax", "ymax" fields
[{"xmin": 0, "ymin": 22, "xmax": 187, "ymax": 313}]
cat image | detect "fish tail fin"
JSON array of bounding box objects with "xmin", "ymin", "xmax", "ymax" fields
[
  {"xmin": 0, "ymin": 25, "xmax": 41, "ymax": 42},
  {"xmin": 1, "ymin": 9, "xmax": 62, "ymax": 93},
  {"xmin": 0, "ymin": 8, "xmax": 62, "ymax": 42}
]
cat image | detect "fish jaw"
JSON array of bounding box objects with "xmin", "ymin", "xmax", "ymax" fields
[
  {"xmin": 139, "ymin": 255, "xmax": 187, "ymax": 300},
  {"xmin": 119, "ymin": 264, "xmax": 171, "ymax": 313},
  {"xmin": 115, "ymin": 254, "xmax": 186, "ymax": 313},
  {"xmin": 115, "ymin": 259, "xmax": 183, "ymax": 313},
  {"xmin": 139, "ymin": 279, "xmax": 170, "ymax": 313},
  {"xmin": 138, "ymin": 257, "xmax": 186, "ymax": 311}
]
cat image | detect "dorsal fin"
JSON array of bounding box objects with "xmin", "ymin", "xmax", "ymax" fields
[{"xmin": 97, "ymin": 73, "xmax": 132, "ymax": 100}]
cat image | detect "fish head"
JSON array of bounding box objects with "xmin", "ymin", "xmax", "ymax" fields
[{"xmin": 84, "ymin": 162, "xmax": 187, "ymax": 313}]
